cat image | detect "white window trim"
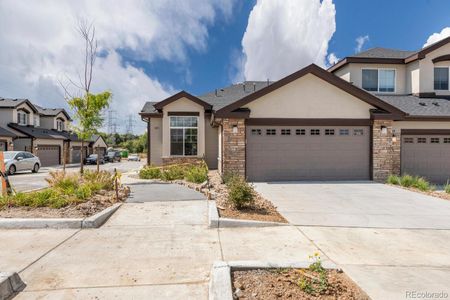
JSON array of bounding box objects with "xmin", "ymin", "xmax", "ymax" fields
[
  {"xmin": 169, "ymin": 116, "xmax": 199, "ymax": 157},
  {"xmin": 433, "ymin": 66, "xmax": 450, "ymax": 91},
  {"xmin": 17, "ymin": 111, "xmax": 28, "ymax": 125},
  {"xmin": 361, "ymin": 68, "xmax": 396, "ymax": 93}
]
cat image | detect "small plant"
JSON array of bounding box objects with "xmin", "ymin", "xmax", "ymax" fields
[
  {"xmin": 139, "ymin": 166, "xmax": 162, "ymax": 179},
  {"xmin": 399, "ymin": 174, "xmax": 415, "ymax": 187},
  {"xmin": 445, "ymin": 181, "xmax": 450, "ymax": 194},
  {"xmin": 185, "ymin": 165, "xmax": 208, "ymax": 183},
  {"xmin": 386, "ymin": 174, "xmax": 400, "ymax": 185},
  {"xmin": 161, "ymin": 165, "xmax": 186, "ymax": 181},
  {"xmin": 297, "ymin": 253, "xmax": 329, "ymax": 295},
  {"xmin": 227, "ymin": 176, "xmax": 255, "ymax": 209},
  {"xmin": 412, "ymin": 176, "xmax": 433, "ymax": 191}
]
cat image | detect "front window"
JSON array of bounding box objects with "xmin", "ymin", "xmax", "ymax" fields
[
  {"xmin": 57, "ymin": 119, "xmax": 65, "ymax": 131},
  {"xmin": 434, "ymin": 67, "xmax": 449, "ymax": 90},
  {"xmin": 362, "ymin": 69, "xmax": 395, "ymax": 92},
  {"xmin": 170, "ymin": 116, "xmax": 198, "ymax": 156},
  {"xmin": 17, "ymin": 111, "xmax": 28, "ymax": 125}
]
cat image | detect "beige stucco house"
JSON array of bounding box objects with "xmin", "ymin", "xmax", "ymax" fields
[{"xmin": 140, "ymin": 37, "xmax": 450, "ymax": 184}]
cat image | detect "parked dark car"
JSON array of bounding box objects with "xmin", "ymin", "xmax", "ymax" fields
[
  {"xmin": 84, "ymin": 154, "xmax": 104, "ymax": 165},
  {"xmin": 105, "ymin": 151, "xmax": 121, "ymax": 163}
]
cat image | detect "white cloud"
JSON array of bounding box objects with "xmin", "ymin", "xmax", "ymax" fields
[
  {"xmin": 0, "ymin": 0, "xmax": 235, "ymax": 132},
  {"xmin": 355, "ymin": 35, "xmax": 369, "ymax": 53},
  {"xmin": 424, "ymin": 27, "xmax": 450, "ymax": 47},
  {"xmin": 327, "ymin": 53, "xmax": 339, "ymax": 66},
  {"xmin": 240, "ymin": 0, "xmax": 336, "ymax": 81}
]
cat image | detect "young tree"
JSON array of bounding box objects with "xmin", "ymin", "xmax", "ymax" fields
[{"xmin": 60, "ymin": 20, "xmax": 111, "ymax": 173}]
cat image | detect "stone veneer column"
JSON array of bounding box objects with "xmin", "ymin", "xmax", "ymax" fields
[
  {"xmin": 222, "ymin": 118, "xmax": 246, "ymax": 177},
  {"xmin": 372, "ymin": 119, "xmax": 401, "ymax": 182}
]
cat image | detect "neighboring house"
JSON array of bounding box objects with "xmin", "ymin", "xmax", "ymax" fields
[
  {"xmin": 0, "ymin": 98, "xmax": 108, "ymax": 166},
  {"xmin": 140, "ymin": 37, "xmax": 450, "ymax": 184},
  {"xmin": 87, "ymin": 135, "xmax": 108, "ymax": 158}
]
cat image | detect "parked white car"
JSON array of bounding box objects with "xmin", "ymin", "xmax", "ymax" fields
[
  {"xmin": 2, "ymin": 151, "xmax": 41, "ymax": 175},
  {"xmin": 128, "ymin": 154, "xmax": 141, "ymax": 161}
]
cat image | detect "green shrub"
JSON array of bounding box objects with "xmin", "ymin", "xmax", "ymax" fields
[
  {"xmin": 445, "ymin": 181, "xmax": 450, "ymax": 194},
  {"xmin": 185, "ymin": 165, "xmax": 208, "ymax": 183},
  {"xmin": 222, "ymin": 171, "xmax": 238, "ymax": 185},
  {"xmin": 227, "ymin": 176, "xmax": 254, "ymax": 209},
  {"xmin": 412, "ymin": 176, "xmax": 432, "ymax": 191},
  {"xmin": 399, "ymin": 174, "xmax": 415, "ymax": 187},
  {"xmin": 386, "ymin": 174, "xmax": 400, "ymax": 185},
  {"xmin": 83, "ymin": 170, "xmax": 114, "ymax": 190},
  {"xmin": 33, "ymin": 189, "xmax": 59, "ymax": 207},
  {"xmin": 139, "ymin": 166, "xmax": 162, "ymax": 179},
  {"xmin": 161, "ymin": 165, "xmax": 186, "ymax": 181},
  {"xmin": 75, "ymin": 185, "xmax": 93, "ymax": 200}
]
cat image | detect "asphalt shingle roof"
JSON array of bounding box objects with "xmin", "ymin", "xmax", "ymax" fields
[
  {"xmin": 352, "ymin": 47, "xmax": 416, "ymax": 59},
  {"xmin": 8, "ymin": 124, "xmax": 67, "ymax": 140},
  {"xmin": 0, "ymin": 126, "xmax": 16, "ymax": 137},
  {"xmin": 198, "ymin": 81, "xmax": 273, "ymax": 111},
  {"xmin": 377, "ymin": 95, "xmax": 450, "ymax": 116},
  {"xmin": 34, "ymin": 104, "xmax": 65, "ymax": 116},
  {"xmin": 140, "ymin": 102, "xmax": 159, "ymax": 113},
  {"xmin": 0, "ymin": 98, "xmax": 29, "ymax": 108}
]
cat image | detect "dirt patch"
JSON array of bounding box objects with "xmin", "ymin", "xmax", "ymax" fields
[
  {"xmin": 232, "ymin": 268, "xmax": 369, "ymax": 300},
  {"xmin": 208, "ymin": 171, "xmax": 287, "ymax": 223},
  {"xmin": 388, "ymin": 184, "xmax": 450, "ymax": 201},
  {"xmin": 0, "ymin": 187, "xmax": 129, "ymax": 218}
]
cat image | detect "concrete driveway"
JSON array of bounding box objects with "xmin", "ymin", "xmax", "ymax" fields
[{"xmin": 254, "ymin": 181, "xmax": 450, "ymax": 229}]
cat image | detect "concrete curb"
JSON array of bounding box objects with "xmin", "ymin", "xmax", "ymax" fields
[
  {"xmin": 0, "ymin": 272, "xmax": 25, "ymax": 300},
  {"xmin": 82, "ymin": 203, "xmax": 122, "ymax": 228},
  {"xmin": 209, "ymin": 260, "xmax": 339, "ymax": 300},
  {"xmin": 0, "ymin": 203, "xmax": 122, "ymax": 229},
  {"xmin": 208, "ymin": 200, "xmax": 288, "ymax": 228}
]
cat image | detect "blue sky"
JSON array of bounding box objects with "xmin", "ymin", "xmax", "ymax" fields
[
  {"xmin": 1, "ymin": 0, "xmax": 450, "ymax": 133},
  {"xmin": 134, "ymin": 0, "xmax": 450, "ymax": 96}
]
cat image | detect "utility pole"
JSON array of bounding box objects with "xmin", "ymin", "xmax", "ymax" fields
[{"xmin": 125, "ymin": 114, "xmax": 136, "ymax": 135}]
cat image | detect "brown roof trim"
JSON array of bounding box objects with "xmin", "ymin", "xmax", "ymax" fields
[
  {"xmin": 139, "ymin": 112, "xmax": 163, "ymax": 118},
  {"xmin": 216, "ymin": 64, "xmax": 405, "ymax": 117},
  {"xmin": 167, "ymin": 111, "xmax": 200, "ymax": 116},
  {"xmin": 405, "ymin": 36, "xmax": 450, "ymax": 63},
  {"xmin": 402, "ymin": 129, "xmax": 450, "ymax": 135},
  {"xmin": 246, "ymin": 118, "xmax": 372, "ymax": 126},
  {"xmin": 402, "ymin": 115, "xmax": 450, "ymax": 121},
  {"xmin": 214, "ymin": 109, "xmax": 250, "ymax": 119},
  {"xmin": 328, "ymin": 57, "xmax": 405, "ymax": 72},
  {"xmin": 153, "ymin": 91, "xmax": 212, "ymax": 110},
  {"xmin": 432, "ymin": 54, "xmax": 450, "ymax": 64}
]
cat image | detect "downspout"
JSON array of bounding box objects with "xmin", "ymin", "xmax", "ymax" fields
[{"xmin": 146, "ymin": 117, "xmax": 151, "ymax": 166}]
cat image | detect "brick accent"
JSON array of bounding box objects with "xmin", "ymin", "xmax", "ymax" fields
[
  {"xmin": 222, "ymin": 118, "xmax": 246, "ymax": 177},
  {"xmin": 162, "ymin": 157, "xmax": 203, "ymax": 166},
  {"xmin": 372, "ymin": 120, "xmax": 401, "ymax": 182}
]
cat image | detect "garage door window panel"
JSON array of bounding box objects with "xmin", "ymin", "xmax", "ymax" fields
[
  {"xmin": 296, "ymin": 129, "xmax": 306, "ymax": 136},
  {"xmin": 310, "ymin": 129, "xmax": 320, "ymax": 135},
  {"xmin": 281, "ymin": 129, "xmax": 291, "ymax": 135},
  {"xmin": 170, "ymin": 116, "xmax": 198, "ymax": 156},
  {"xmin": 266, "ymin": 129, "xmax": 276, "ymax": 135}
]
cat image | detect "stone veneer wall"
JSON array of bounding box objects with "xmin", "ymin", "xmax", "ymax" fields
[
  {"xmin": 372, "ymin": 119, "xmax": 401, "ymax": 182},
  {"xmin": 221, "ymin": 118, "xmax": 246, "ymax": 177},
  {"xmin": 162, "ymin": 157, "xmax": 204, "ymax": 166}
]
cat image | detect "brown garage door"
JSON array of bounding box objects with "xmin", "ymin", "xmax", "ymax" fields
[
  {"xmin": 71, "ymin": 146, "xmax": 88, "ymax": 163},
  {"xmin": 246, "ymin": 126, "xmax": 370, "ymax": 181},
  {"xmin": 401, "ymin": 135, "xmax": 450, "ymax": 183},
  {"xmin": 36, "ymin": 145, "xmax": 60, "ymax": 167}
]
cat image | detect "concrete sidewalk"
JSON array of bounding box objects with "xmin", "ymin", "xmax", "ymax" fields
[{"xmin": 2, "ymin": 181, "xmax": 450, "ymax": 299}]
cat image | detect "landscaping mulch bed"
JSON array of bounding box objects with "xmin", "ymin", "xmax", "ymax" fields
[
  {"xmin": 0, "ymin": 187, "xmax": 129, "ymax": 218},
  {"xmin": 388, "ymin": 184, "xmax": 450, "ymax": 201},
  {"xmin": 208, "ymin": 171, "xmax": 287, "ymax": 223},
  {"xmin": 232, "ymin": 269, "xmax": 369, "ymax": 300}
]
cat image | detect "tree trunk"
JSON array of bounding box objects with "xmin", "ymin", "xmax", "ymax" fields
[
  {"xmin": 80, "ymin": 140, "xmax": 84, "ymax": 174},
  {"xmin": 62, "ymin": 142, "xmax": 66, "ymax": 173},
  {"xmin": 96, "ymin": 146, "xmax": 100, "ymax": 172}
]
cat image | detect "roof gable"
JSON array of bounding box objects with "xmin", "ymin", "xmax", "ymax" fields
[
  {"xmin": 216, "ymin": 64, "xmax": 405, "ymax": 117},
  {"xmin": 152, "ymin": 91, "xmax": 212, "ymax": 111}
]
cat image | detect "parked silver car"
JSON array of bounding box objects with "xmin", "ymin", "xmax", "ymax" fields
[{"xmin": 2, "ymin": 151, "xmax": 41, "ymax": 175}]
